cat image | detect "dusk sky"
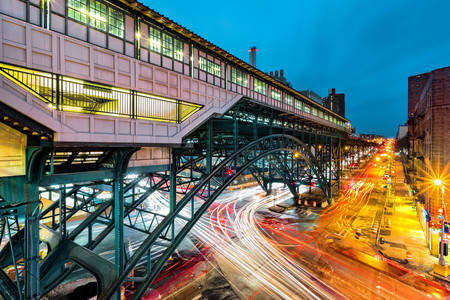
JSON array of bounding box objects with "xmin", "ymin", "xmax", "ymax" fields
[{"xmin": 145, "ymin": 1, "xmax": 450, "ymax": 137}]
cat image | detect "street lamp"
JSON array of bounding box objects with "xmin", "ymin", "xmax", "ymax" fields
[{"xmin": 434, "ymin": 178, "xmax": 446, "ymax": 266}]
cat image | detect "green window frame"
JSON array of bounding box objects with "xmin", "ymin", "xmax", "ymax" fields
[
  {"xmin": 285, "ymin": 94, "xmax": 293, "ymax": 106},
  {"xmin": 198, "ymin": 56, "xmax": 221, "ymax": 77},
  {"xmin": 254, "ymin": 78, "xmax": 266, "ymax": 95},
  {"xmin": 174, "ymin": 39, "xmax": 184, "ymax": 61},
  {"xmin": 68, "ymin": 0, "xmax": 88, "ymax": 24},
  {"xmin": 149, "ymin": 26, "xmax": 161, "ymax": 53},
  {"xmin": 89, "ymin": 1, "xmax": 106, "ymax": 31},
  {"xmin": 294, "ymin": 98, "xmax": 302, "ymax": 109},
  {"xmin": 304, "ymin": 105, "xmax": 311, "ymax": 114},
  {"xmin": 199, "ymin": 57, "xmax": 207, "ymax": 72},
  {"xmin": 162, "ymin": 33, "xmax": 173, "ymax": 57},
  {"xmin": 231, "ymin": 67, "xmax": 248, "ymax": 87},
  {"xmin": 271, "ymin": 89, "xmax": 281, "ymax": 101},
  {"xmin": 108, "ymin": 7, "xmax": 124, "ymax": 38}
]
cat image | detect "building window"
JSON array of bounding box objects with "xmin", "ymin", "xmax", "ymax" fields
[
  {"xmin": 108, "ymin": 7, "xmax": 124, "ymax": 38},
  {"xmin": 199, "ymin": 57, "xmax": 221, "ymax": 77},
  {"xmin": 318, "ymin": 110, "xmax": 323, "ymax": 118},
  {"xmin": 231, "ymin": 67, "xmax": 248, "ymax": 87},
  {"xmin": 68, "ymin": 0, "xmax": 88, "ymax": 24},
  {"xmin": 89, "ymin": 1, "xmax": 106, "ymax": 31},
  {"xmin": 162, "ymin": 33, "xmax": 173, "ymax": 57},
  {"xmin": 174, "ymin": 39, "xmax": 184, "ymax": 61},
  {"xmin": 254, "ymin": 78, "xmax": 266, "ymax": 95},
  {"xmin": 294, "ymin": 98, "xmax": 302, "ymax": 109},
  {"xmin": 304, "ymin": 105, "xmax": 311, "ymax": 114},
  {"xmin": 271, "ymin": 89, "xmax": 281, "ymax": 101},
  {"xmin": 149, "ymin": 26, "xmax": 161, "ymax": 53},
  {"xmin": 312, "ymin": 107, "xmax": 317, "ymax": 116},
  {"xmin": 285, "ymin": 94, "xmax": 293, "ymax": 106}
]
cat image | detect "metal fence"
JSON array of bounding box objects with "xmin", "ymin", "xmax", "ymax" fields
[{"xmin": 0, "ymin": 64, "xmax": 202, "ymax": 123}]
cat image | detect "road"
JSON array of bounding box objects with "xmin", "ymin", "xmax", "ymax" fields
[{"xmin": 155, "ymin": 141, "xmax": 450, "ymax": 299}]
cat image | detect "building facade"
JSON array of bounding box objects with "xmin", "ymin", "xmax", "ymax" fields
[
  {"xmin": 0, "ymin": 0, "xmax": 350, "ymax": 136},
  {"xmin": 323, "ymin": 88, "xmax": 345, "ymax": 118},
  {"xmin": 407, "ymin": 66, "xmax": 450, "ymax": 241}
]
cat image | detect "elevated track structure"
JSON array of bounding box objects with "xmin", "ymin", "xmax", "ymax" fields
[{"xmin": 0, "ymin": 1, "xmax": 374, "ymax": 298}]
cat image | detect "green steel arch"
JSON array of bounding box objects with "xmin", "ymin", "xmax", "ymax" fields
[{"xmin": 100, "ymin": 134, "xmax": 330, "ymax": 300}]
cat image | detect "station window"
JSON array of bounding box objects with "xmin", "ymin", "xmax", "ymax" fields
[
  {"xmin": 285, "ymin": 94, "xmax": 293, "ymax": 106},
  {"xmin": 162, "ymin": 33, "xmax": 173, "ymax": 57},
  {"xmin": 304, "ymin": 105, "xmax": 311, "ymax": 114},
  {"xmin": 174, "ymin": 39, "xmax": 184, "ymax": 61},
  {"xmin": 68, "ymin": 0, "xmax": 88, "ymax": 23},
  {"xmin": 199, "ymin": 57, "xmax": 221, "ymax": 77},
  {"xmin": 231, "ymin": 67, "xmax": 248, "ymax": 87},
  {"xmin": 108, "ymin": 7, "xmax": 124, "ymax": 38},
  {"xmin": 254, "ymin": 78, "xmax": 266, "ymax": 95},
  {"xmin": 149, "ymin": 26, "xmax": 161, "ymax": 53},
  {"xmin": 89, "ymin": 1, "xmax": 106, "ymax": 31},
  {"xmin": 271, "ymin": 89, "xmax": 281, "ymax": 101},
  {"xmin": 294, "ymin": 98, "xmax": 302, "ymax": 109}
]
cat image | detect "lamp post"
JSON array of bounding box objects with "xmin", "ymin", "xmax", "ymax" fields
[{"xmin": 434, "ymin": 178, "xmax": 446, "ymax": 266}]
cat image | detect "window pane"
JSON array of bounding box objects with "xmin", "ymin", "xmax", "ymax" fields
[
  {"xmin": 231, "ymin": 67, "xmax": 248, "ymax": 87},
  {"xmin": 162, "ymin": 33, "xmax": 173, "ymax": 57},
  {"xmin": 254, "ymin": 78, "xmax": 266, "ymax": 95},
  {"xmin": 174, "ymin": 39, "xmax": 184, "ymax": 61},
  {"xmin": 285, "ymin": 94, "xmax": 293, "ymax": 105},
  {"xmin": 109, "ymin": 8, "xmax": 124, "ymax": 38},
  {"xmin": 271, "ymin": 89, "xmax": 281, "ymax": 101},
  {"xmin": 89, "ymin": 1, "xmax": 106, "ymax": 31},
  {"xmin": 68, "ymin": 0, "xmax": 88, "ymax": 24},
  {"xmin": 294, "ymin": 98, "xmax": 302, "ymax": 109},
  {"xmin": 149, "ymin": 26, "xmax": 161, "ymax": 53},
  {"xmin": 199, "ymin": 57, "xmax": 207, "ymax": 71}
]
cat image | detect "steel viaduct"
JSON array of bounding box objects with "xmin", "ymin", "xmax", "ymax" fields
[{"xmin": 0, "ymin": 1, "xmax": 374, "ymax": 299}]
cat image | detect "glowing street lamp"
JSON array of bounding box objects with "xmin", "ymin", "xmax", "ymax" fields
[
  {"xmin": 434, "ymin": 178, "xmax": 446, "ymax": 266},
  {"xmin": 293, "ymin": 152, "xmax": 301, "ymax": 159}
]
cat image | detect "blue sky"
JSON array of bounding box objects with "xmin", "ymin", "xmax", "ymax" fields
[{"xmin": 144, "ymin": 0, "xmax": 450, "ymax": 137}]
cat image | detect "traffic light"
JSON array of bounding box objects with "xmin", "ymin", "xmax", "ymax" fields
[
  {"xmin": 225, "ymin": 168, "xmax": 234, "ymax": 176},
  {"xmin": 445, "ymin": 223, "xmax": 449, "ymax": 234}
]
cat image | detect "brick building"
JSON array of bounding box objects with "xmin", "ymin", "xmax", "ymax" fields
[{"xmin": 407, "ymin": 66, "xmax": 450, "ymax": 226}]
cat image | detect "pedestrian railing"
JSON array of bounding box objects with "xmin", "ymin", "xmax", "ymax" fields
[{"xmin": 0, "ymin": 63, "xmax": 202, "ymax": 123}]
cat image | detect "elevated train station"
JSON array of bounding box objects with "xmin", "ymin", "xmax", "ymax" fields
[{"xmin": 0, "ymin": 0, "xmax": 373, "ymax": 298}]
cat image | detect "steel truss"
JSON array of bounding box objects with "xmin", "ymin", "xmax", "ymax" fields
[{"xmin": 0, "ymin": 98, "xmax": 375, "ymax": 300}]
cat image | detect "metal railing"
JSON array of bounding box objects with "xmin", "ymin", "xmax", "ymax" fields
[{"xmin": 0, "ymin": 64, "xmax": 202, "ymax": 123}]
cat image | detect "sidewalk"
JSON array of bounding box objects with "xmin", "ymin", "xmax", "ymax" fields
[{"xmin": 378, "ymin": 157, "xmax": 441, "ymax": 275}]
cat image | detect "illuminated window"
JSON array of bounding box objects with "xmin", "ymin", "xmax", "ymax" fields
[
  {"xmin": 199, "ymin": 57, "xmax": 207, "ymax": 72},
  {"xmin": 285, "ymin": 94, "xmax": 293, "ymax": 106},
  {"xmin": 174, "ymin": 39, "xmax": 184, "ymax": 61},
  {"xmin": 231, "ymin": 67, "xmax": 248, "ymax": 87},
  {"xmin": 254, "ymin": 78, "xmax": 266, "ymax": 95},
  {"xmin": 325, "ymin": 114, "xmax": 329, "ymax": 121},
  {"xmin": 68, "ymin": 0, "xmax": 88, "ymax": 24},
  {"xmin": 318, "ymin": 110, "xmax": 323, "ymax": 118},
  {"xmin": 199, "ymin": 57, "xmax": 221, "ymax": 77},
  {"xmin": 304, "ymin": 105, "xmax": 311, "ymax": 114},
  {"xmin": 312, "ymin": 107, "xmax": 317, "ymax": 116},
  {"xmin": 149, "ymin": 26, "xmax": 161, "ymax": 53},
  {"xmin": 108, "ymin": 7, "xmax": 124, "ymax": 38},
  {"xmin": 271, "ymin": 89, "xmax": 281, "ymax": 101},
  {"xmin": 89, "ymin": 1, "xmax": 106, "ymax": 31},
  {"xmin": 294, "ymin": 98, "xmax": 302, "ymax": 109},
  {"xmin": 162, "ymin": 33, "xmax": 173, "ymax": 57}
]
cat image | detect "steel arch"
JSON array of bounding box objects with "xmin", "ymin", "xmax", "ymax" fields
[{"xmin": 100, "ymin": 134, "xmax": 330, "ymax": 300}]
